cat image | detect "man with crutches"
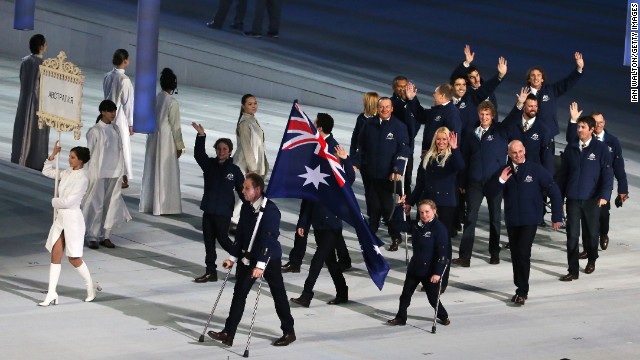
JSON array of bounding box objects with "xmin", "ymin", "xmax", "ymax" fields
[
  {"xmin": 386, "ymin": 197, "xmax": 451, "ymax": 327},
  {"xmin": 207, "ymin": 173, "xmax": 296, "ymax": 347}
]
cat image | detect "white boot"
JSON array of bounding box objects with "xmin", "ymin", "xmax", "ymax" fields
[
  {"xmin": 39, "ymin": 264, "xmax": 61, "ymax": 306},
  {"xmin": 75, "ymin": 262, "xmax": 101, "ymax": 302}
]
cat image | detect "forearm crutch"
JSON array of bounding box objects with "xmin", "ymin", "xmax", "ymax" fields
[
  {"xmin": 198, "ymin": 266, "xmax": 233, "ymax": 342},
  {"xmin": 431, "ymin": 260, "xmax": 449, "ymax": 334},
  {"xmin": 243, "ymin": 256, "xmax": 271, "ymax": 358}
]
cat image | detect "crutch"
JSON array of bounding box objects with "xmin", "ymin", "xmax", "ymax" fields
[
  {"xmin": 399, "ymin": 158, "xmax": 409, "ymax": 264},
  {"xmin": 243, "ymin": 256, "xmax": 271, "ymax": 358},
  {"xmin": 431, "ymin": 259, "xmax": 449, "ymax": 334},
  {"xmin": 198, "ymin": 266, "xmax": 233, "ymax": 342}
]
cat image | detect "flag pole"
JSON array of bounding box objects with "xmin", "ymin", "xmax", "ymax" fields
[{"xmin": 53, "ymin": 131, "xmax": 61, "ymax": 222}]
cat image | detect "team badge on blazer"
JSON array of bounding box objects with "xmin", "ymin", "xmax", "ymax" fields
[
  {"xmin": 226, "ymin": 173, "xmax": 235, "ymax": 180},
  {"xmin": 588, "ymin": 153, "xmax": 596, "ymax": 160},
  {"xmin": 486, "ymin": 134, "xmax": 494, "ymax": 141},
  {"xmin": 386, "ymin": 133, "xmax": 394, "ymax": 140},
  {"xmin": 524, "ymin": 175, "xmax": 533, "ymax": 183},
  {"xmin": 423, "ymin": 231, "xmax": 432, "ymax": 237},
  {"xmin": 542, "ymin": 95, "xmax": 550, "ymax": 102},
  {"xmin": 531, "ymin": 133, "xmax": 539, "ymax": 140},
  {"xmin": 434, "ymin": 115, "xmax": 442, "ymax": 122},
  {"xmin": 459, "ymin": 102, "xmax": 466, "ymax": 109},
  {"xmin": 608, "ymin": 146, "xmax": 613, "ymax": 152}
]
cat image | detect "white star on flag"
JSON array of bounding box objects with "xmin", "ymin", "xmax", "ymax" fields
[
  {"xmin": 373, "ymin": 245, "xmax": 382, "ymax": 255},
  {"xmin": 298, "ymin": 165, "xmax": 330, "ymax": 189}
]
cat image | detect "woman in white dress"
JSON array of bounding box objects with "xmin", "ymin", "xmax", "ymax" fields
[
  {"xmin": 139, "ymin": 68, "xmax": 185, "ymax": 215},
  {"xmin": 40, "ymin": 142, "xmax": 100, "ymax": 306},
  {"xmin": 231, "ymin": 94, "xmax": 268, "ymax": 224}
]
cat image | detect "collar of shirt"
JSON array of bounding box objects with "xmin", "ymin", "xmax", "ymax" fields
[
  {"xmin": 379, "ymin": 117, "xmax": 390, "ymax": 124},
  {"xmin": 453, "ymin": 97, "xmax": 460, "ymax": 105},
  {"xmin": 442, "ymin": 100, "xmax": 451, "ymax": 107},
  {"xmin": 529, "ymin": 87, "xmax": 539, "ymax": 96},
  {"xmin": 580, "ymin": 138, "xmax": 592, "ymax": 149},
  {"xmin": 476, "ymin": 126, "xmax": 489, "ymax": 138},
  {"xmin": 522, "ymin": 116, "xmax": 536, "ymax": 127},
  {"xmin": 595, "ymin": 130, "xmax": 605, "ymax": 141},
  {"xmin": 417, "ymin": 217, "xmax": 435, "ymax": 227},
  {"xmin": 113, "ymin": 68, "xmax": 125, "ymax": 74},
  {"xmin": 97, "ymin": 120, "xmax": 110, "ymax": 128},
  {"xmin": 251, "ymin": 196, "xmax": 264, "ymax": 213}
]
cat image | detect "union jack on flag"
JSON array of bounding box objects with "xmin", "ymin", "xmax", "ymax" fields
[{"xmin": 267, "ymin": 101, "xmax": 389, "ymax": 290}]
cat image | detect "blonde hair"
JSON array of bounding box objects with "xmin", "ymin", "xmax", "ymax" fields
[
  {"xmin": 422, "ymin": 127, "xmax": 452, "ymax": 169},
  {"xmin": 363, "ymin": 92, "xmax": 379, "ymax": 118}
]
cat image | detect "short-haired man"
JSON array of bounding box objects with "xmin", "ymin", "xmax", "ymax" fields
[
  {"xmin": 406, "ymin": 83, "xmax": 462, "ymax": 154},
  {"xmin": 357, "ymin": 98, "xmax": 410, "ymax": 251},
  {"xmin": 208, "ymin": 173, "xmax": 296, "ymax": 347},
  {"xmin": 454, "ymin": 101, "xmax": 508, "ymax": 267},
  {"xmin": 556, "ymin": 104, "xmax": 613, "ymax": 281},
  {"xmin": 565, "ymin": 110, "xmax": 627, "ymax": 256},
  {"xmin": 485, "ymin": 140, "xmax": 562, "ymax": 305},
  {"xmin": 450, "ymin": 44, "xmax": 499, "ymax": 111},
  {"xmin": 390, "ymin": 75, "xmax": 421, "ymax": 196}
]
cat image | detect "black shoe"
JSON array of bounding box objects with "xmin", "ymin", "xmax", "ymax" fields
[
  {"xmin": 452, "ymin": 257, "xmax": 470, "ymax": 267},
  {"xmin": 87, "ymin": 241, "xmax": 99, "ymax": 249},
  {"xmin": 273, "ymin": 333, "xmax": 296, "ymax": 346},
  {"xmin": 489, "ymin": 255, "xmax": 500, "ymax": 265},
  {"xmin": 559, "ymin": 273, "xmax": 579, "ymax": 282},
  {"xmin": 579, "ymin": 251, "xmax": 588, "ymax": 260},
  {"xmin": 388, "ymin": 238, "xmax": 402, "ymax": 252},
  {"xmin": 244, "ymin": 31, "xmax": 262, "ymax": 38},
  {"xmin": 99, "ymin": 239, "xmax": 115, "ymax": 248},
  {"xmin": 387, "ymin": 318, "xmax": 406, "ymax": 326},
  {"xmin": 438, "ymin": 317, "xmax": 451, "ymax": 325},
  {"xmin": 600, "ymin": 234, "xmax": 609, "ymax": 250},
  {"xmin": 290, "ymin": 296, "xmax": 310, "ymax": 308},
  {"xmin": 194, "ymin": 273, "xmax": 218, "ymax": 283},
  {"xmin": 281, "ymin": 264, "xmax": 300, "ymax": 273},
  {"xmin": 206, "ymin": 20, "xmax": 221, "ymax": 29},
  {"xmin": 267, "ymin": 31, "xmax": 279, "ymax": 38},
  {"xmin": 327, "ymin": 297, "xmax": 348, "ymax": 305}
]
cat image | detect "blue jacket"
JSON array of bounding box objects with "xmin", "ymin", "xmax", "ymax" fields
[
  {"xmin": 556, "ymin": 139, "xmax": 613, "ymax": 201},
  {"xmin": 409, "ymin": 149, "xmax": 465, "ymax": 207},
  {"xmin": 485, "ymin": 161, "xmax": 562, "ymax": 227},
  {"xmin": 231, "ymin": 198, "xmax": 282, "ymax": 263},
  {"xmin": 298, "ymin": 136, "xmax": 356, "ymax": 231},
  {"xmin": 357, "ymin": 115, "xmax": 410, "ymax": 179},
  {"xmin": 503, "ymin": 106, "xmax": 555, "ymax": 174},
  {"xmin": 350, "ymin": 112, "xmax": 374, "ymax": 167},
  {"xmin": 461, "ymin": 122, "xmax": 509, "ymax": 186},
  {"xmin": 194, "ymin": 135, "xmax": 244, "ymax": 216},
  {"xmin": 565, "ymin": 124, "xmax": 628, "ymax": 195},
  {"xmin": 391, "ymin": 93, "xmax": 421, "ymax": 150},
  {"xmin": 408, "ymin": 100, "xmax": 462, "ymax": 152},
  {"xmin": 394, "ymin": 206, "xmax": 448, "ymax": 277},
  {"xmin": 451, "ymin": 61, "xmax": 499, "ymax": 111},
  {"xmin": 526, "ymin": 68, "xmax": 582, "ymax": 136}
]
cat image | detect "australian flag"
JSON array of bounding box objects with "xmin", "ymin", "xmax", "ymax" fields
[{"xmin": 267, "ymin": 101, "xmax": 390, "ymax": 290}]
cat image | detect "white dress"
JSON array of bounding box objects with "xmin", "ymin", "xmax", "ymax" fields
[
  {"xmin": 103, "ymin": 68, "xmax": 134, "ymax": 179},
  {"xmin": 42, "ymin": 160, "xmax": 89, "ymax": 257},
  {"xmin": 139, "ymin": 91, "xmax": 184, "ymax": 215}
]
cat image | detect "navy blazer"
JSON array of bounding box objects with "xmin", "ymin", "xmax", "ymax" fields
[
  {"xmin": 503, "ymin": 106, "xmax": 555, "ymax": 174},
  {"xmin": 391, "ymin": 93, "xmax": 422, "ymax": 150},
  {"xmin": 350, "ymin": 112, "xmax": 374, "ymax": 167},
  {"xmin": 357, "ymin": 115, "xmax": 410, "ymax": 179},
  {"xmin": 525, "ymin": 68, "xmax": 582, "ymax": 136},
  {"xmin": 407, "ymin": 100, "xmax": 462, "ymax": 152},
  {"xmin": 409, "ymin": 149, "xmax": 465, "ymax": 207},
  {"xmin": 485, "ymin": 161, "xmax": 563, "ymax": 227},
  {"xmin": 565, "ymin": 124, "xmax": 628, "ymax": 195},
  {"xmin": 231, "ymin": 199, "xmax": 282, "ymax": 263},
  {"xmin": 556, "ymin": 139, "xmax": 613, "ymax": 201},
  {"xmin": 461, "ymin": 122, "xmax": 509, "ymax": 187},
  {"xmin": 394, "ymin": 206, "xmax": 448, "ymax": 277},
  {"xmin": 194, "ymin": 135, "xmax": 244, "ymax": 217},
  {"xmin": 453, "ymin": 73, "xmax": 503, "ymax": 138}
]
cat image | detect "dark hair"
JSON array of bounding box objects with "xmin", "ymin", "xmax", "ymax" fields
[
  {"xmin": 214, "ymin": 138, "xmax": 234, "ymax": 153},
  {"xmin": 436, "ymin": 83, "xmax": 454, "ymax": 100},
  {"xmin": 466, "ymin": 65, "xmax": 479, "ymax": 76},
  {"xmin": 577, "ymin": 115, "xmax": 596, "ymax": 130},
  {"xmin": 524, "ymin": 94, "xmax": 538, "ymax": 103},
  {"xmin": 70, "ymin": 146, "xmax": 90, "ymax": 163},
  {"xmin": 449, "ymin": 74, "xmax": 467, "ymax": 86},
  {"xmin": 245, "ymin": 172, "xmax": 265, "ymax": 193},
  {"xmin": 29, "ymin": 34, "xmax": 46, "ymax": 54},
  {"xmin": 238, "ymin": 94, "xmax": 256, "ymax": 121},
  {"xmin": 160, "ymin": 68, "xmax": 177, "ymax": 91},
  {"xmin": 315, "ymin": 113, "xmax": 334, "ymax": 134},
  {"xmin": 392, "ymin": 75, "xmax": 408, "ymax": 87},
  {"xmin": 477, "ymin": 100, "xmax": 496, "ymax": 117},
  {"xmin": 525, "ymin": 66, "xmax": 546, "ymax": 83},
  {"xmin": 97, "ymin": 99, "xmax": 117, "ymax": 123},
  {"xmin": 112, "ymin": 49, "xmax": 129, "ymax": 66}
]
